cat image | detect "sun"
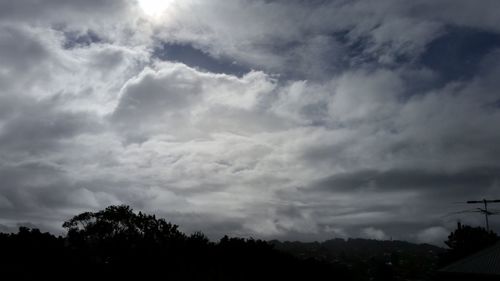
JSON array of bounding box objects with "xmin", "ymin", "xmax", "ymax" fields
[{"xmin": 137, "ymin": 0, "xmax": 174, "ymax": 18}]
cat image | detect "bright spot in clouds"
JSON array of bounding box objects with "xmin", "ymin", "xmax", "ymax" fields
[{"xmin": 138, "ymin": 0, "xmax": 174, "ymax": 17}]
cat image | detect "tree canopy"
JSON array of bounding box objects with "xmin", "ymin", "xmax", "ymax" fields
[
  {"xmin": 63, "ymin": 205, "xmax": 185, "ymax": 243},
  {"xmin": 442, "ymin": 222, "xmax": 499, "ymax": 264}
]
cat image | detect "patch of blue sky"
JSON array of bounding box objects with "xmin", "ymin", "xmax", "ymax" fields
[{"xmin": 153, "ymin": 42, "xmax": 251, "ymax": 77}]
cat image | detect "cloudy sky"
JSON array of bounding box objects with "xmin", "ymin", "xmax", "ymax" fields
[{"xmin": 1, "ymin": 0, "xmax": 500, "ymax": 245}]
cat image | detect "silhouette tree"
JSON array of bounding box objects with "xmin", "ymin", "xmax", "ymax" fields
[
  {"xmin": 63, "ymin": 205, "xmax": 185, "ymax": 243},
  {"xmin": 62, "ymin": 204, "xmax": 188, "ymax": 279},
  {"xmin": 442, "ymin": 222, "xmax": 499, "ymax": 264}
]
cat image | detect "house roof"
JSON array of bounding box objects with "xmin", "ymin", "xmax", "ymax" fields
[{"xmin": 440, "ymin": 242, "xmax": 500, "ymax": 276}]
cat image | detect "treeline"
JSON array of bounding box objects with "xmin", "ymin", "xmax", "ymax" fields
[
  {"xmin": 0, "ymin": 205, "xmax": 349, "ymax": 281},
  {"xmin": 2, "ymin": 205, "xmax": 495, "ymax": 280}
]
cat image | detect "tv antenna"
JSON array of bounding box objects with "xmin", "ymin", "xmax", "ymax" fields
[{"xmin": 465, "ymin": 199, "xmax": 500, "ymax": 231}]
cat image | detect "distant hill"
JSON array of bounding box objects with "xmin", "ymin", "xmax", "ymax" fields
[
  {"xmin": 270, "ymin": 238, "xmax": 445, "ymax": 280},
  {"xmin": 270, "ymin": 238, "xmax": 444, "ymax": 260}
]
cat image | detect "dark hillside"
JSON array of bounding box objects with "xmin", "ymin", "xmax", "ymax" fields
[{"xmin": 271, "ymin": 238, "xmax": 445, "ymax": 281}]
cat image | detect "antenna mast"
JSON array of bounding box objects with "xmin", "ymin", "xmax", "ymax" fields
[{"xmin": 466, "ymin": 199, "xmax": 500, "ymax": 231}]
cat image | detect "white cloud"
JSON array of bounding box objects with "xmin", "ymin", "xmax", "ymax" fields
[
  {"xmin": 361, "ymin": 227, "xmax": 389, "ymax": 240},
  {"xmin": 416, "ymin": 226, "xmax": 450, "ymax": 246},
  {"xmin": 328, "ymin": 69, "xmax": 403, "ymax": 123},
  {"xmin": 112, "ymin": 62, "xmax": 280, "ymax": 140}
]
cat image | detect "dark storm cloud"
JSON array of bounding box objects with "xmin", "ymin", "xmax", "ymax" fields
[
  {"xmin": 314, "ymin": 168, "xmax": 500, "ymax": 196},
  {"xmin": 0, "ymin": 163, "xmax": 66, "ymax": 207},
  {"xmin": 0, "ymin": 162, "xmax": 78, "ymax": 233},
  {"xmin": 0, "ymin": 105, "xmax": 99, "ymax": 153}
]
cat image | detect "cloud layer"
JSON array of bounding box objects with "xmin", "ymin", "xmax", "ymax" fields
[{"xmin": 1, "ymin": 0, "xmax": 500, "ymax": 245}]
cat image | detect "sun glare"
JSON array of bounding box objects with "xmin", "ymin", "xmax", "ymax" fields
[{"xmin": 138, "ymin": 0, "xmax": 173, "ymax": 18}]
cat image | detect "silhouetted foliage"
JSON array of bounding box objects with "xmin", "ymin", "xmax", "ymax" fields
[
  {"xmin": 271, "ymin": 237, "xmax": 444, "ymax": 281},
  {"xmin": 0, "ymin": 205, "xmax": 445, "ymax": 280},
  {"xmin": 0, "ymin": 227, "xmax": 65, "ymax": 280},
  {"xmin": 441, "ymin": 222, "xmax": 499, "ymax": 265}
]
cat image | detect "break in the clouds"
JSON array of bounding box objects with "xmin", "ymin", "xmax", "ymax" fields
[{"xmin": 1, "ymin": 0, "xmax": 500, "ymax": 246}]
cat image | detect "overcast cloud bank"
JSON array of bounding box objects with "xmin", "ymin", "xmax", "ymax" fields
[{"xmin": 1, "ymin": 0, "xmax": 500, "ymax": 245}]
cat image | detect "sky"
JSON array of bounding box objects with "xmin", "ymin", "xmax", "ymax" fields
[{"xmin": 1, "ymin": 0, "xmax": 500, "ymax": 246}]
